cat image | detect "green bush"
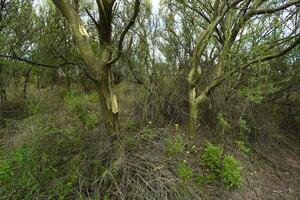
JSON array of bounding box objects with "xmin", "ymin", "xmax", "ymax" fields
[
  {"xmin": 0, "ymin": 127, "xmax": 85, "ymax": 199},
  {"xmin": 178, "ymin": 162, "xmax": 194, "ymax": 181},
  {"xmin": 140, "ymin": 126, "xmax": 155, "ymax": 140},
  {"xmin": 222, "ymin": 155, "xmax": 242, "ymax": 187},
  {"xmin": 217, "ymin": 113, "xmax": 231, "ymax": 129},
  {"xmin": 0, "ymin": 144, "xmax": 40, "ymax": 199},
  {"xmin": 200, "ymin": 142, "xmax": 242, "ymax": 187},
  {"xmin": 201, "ymin": 142, "xmax": 223, "ymax": 175},
  {"xmin": 236, "ymin": 141, "xmax": 251, "ymax": 154}
]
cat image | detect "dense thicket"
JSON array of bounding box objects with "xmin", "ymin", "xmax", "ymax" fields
[{"xmin": 0, "ymin": 0, "xmax": 299, "ymax": 199}]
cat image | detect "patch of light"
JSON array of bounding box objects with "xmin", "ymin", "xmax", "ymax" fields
[{"xmin": 151, "ymin": 0, "xmax": 160, "ymax": 14}]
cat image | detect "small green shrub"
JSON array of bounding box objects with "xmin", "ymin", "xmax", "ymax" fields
[
  {"xmin": 0, "ymin": 144, "xmax": 40, "ymax": 199},
  {"xmin": 166, "ymin": 135, "xmax": 184, "ymax": 156},
  {"xmin": 178, "ymin": 162, "xmax": 194, "ymax": 181},
  {"xmin": 83, "ymin": 112, "xmax": 98, "ymax": 129},
  {"xmin": 201, "ymin": 142, "xmax": 223, "ymax": 175},
  {"xmin": 0, "ymin": 125, "xmax": 85, "ymax": 199},
  {"xmin": 222, "ymin": 155, "xmax": 242, "ymax": 187},
  {"xmin": 236, "ymin": 141, "xmax": 251, "ymax": 154},
  {"xmin": 239, "ymin": 118, "xmax": 250, "ymax": 133},
  {"xmin": 200, "ymin": 142, "xmax": 242, "ymax": 187}
]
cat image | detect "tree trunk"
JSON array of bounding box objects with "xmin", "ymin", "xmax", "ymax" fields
[
  {"xmin": 0, "ymin": 68, "xmax": 3, "ymax": 126},
  {"xmin": 97, "ymin": 81, "xmax": 119, "ymax": 133},
  {"xmin": 0, "ymin": 89, "xmax": 3, "ymax": 123},
  {"xmin": 188, "ymin": 86, "xmax": 198, "ymax": 139},
  {"xmin": 0, "ymin": 87, "xmax": 5, "ymax": 128},
  {"xmin": 97, "ymin": 48, "xmax": 119, "ymax": 133},
  {"xmin": 188, "ymin": 83, "xmax": 207, "ymax": 141},
  {"xmin": 23, "ymin": 68, "xmax": 32, "ymax": 99}
]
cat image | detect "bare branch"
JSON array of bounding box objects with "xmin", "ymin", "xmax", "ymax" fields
[
  {"xmin": 251, "ymin": 0, "xmax": 300, "ymax": 15},
  {"xmin": 85, "ymin": 8, "xmax": 101, "ymax": 30},
  {"xmin": 196, "ymin": 35, "xmax": 300, "ymax": 103},
  {"xmin": 106, "ymin": 0, "xmax": 141, "ymax": 66},
  {"xmin": 0, "ymin": 54, "xmax": 63, "ymax": 69}
]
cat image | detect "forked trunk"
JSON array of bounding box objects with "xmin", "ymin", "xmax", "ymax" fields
[{"xmin": 188, "ymin": 85, "xmax": 207, "ymax": 141}]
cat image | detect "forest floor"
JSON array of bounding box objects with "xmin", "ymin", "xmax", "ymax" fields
[
  {"xmin": 205, "ymin": 134, "xmax": 300, "ymax": 200},
  {"xmin": 2, "ymin": 123, "xmax": 299, "ymax": 199},
  {"xmin": 0, "ymin": 94, "xmax": 299, "ymax": 199}
]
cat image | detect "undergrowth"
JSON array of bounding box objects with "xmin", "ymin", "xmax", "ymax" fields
[{"xmin": 0, "ymin": 90, "xmax": 243, "ymax": 199}]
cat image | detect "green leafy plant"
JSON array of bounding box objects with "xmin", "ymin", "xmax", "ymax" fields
[
  {"xmin": 222, "ymin": 155, "xmax": 242, "ymax": 187},
  {"xmin": 236, "ymin": 141, "xmax": 251, "ymax": 154},
  {"xmin": 201, "ymin": 142, "xmax": 223, "ymax": 175},
  {"xmin": 239, "ymin": 117, "xmax": 250, "ymax": 133},
  {"xmin": 0, "ymin": 144, "xmax": 40, "ymax": 199},
  {"xmin": 200, "ymin": 142, "xmax": 242, "ymax": 187},
  {"xmin": 195, "ymin": 174, "xmax": 216, "ymax": 185},
  {"xmin": 178, "ymin": 162, "xmax": 194, "ymax": 181}
]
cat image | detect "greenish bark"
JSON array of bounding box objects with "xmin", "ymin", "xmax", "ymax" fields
[{"xmin": 51, "ymin": 0, "xmax": 119, "ymax": 133}]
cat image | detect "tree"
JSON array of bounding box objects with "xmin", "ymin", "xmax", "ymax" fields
[
  {"xmin": 171, "ymin": 0, "xmax": 300, "ymax": 140},
  {"xmin": 50, "ymin": 0, "xmax": 141, "ymax": 133}
]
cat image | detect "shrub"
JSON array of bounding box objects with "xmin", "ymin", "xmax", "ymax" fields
[
  {"xmin": 140, "ymin": 127, "xmax": 155, "ymax": 140},
  {"xmin": 201, "ymin": 142, "xmax": 223, "ymax": 175},
  {"xmin": 0, "ymin": 144, "xmax": 40, "ymax": 199},
  {"xmin": 239, "ymin": 118, "xmax": 250, "ymax": 133},
  {"xmin": 222, "ymin": 155, "xmax": 242, "ymax": 187},
  {"xmin": 236, "ymin": 141, "xmax": 251, "ymax": 154},
  {"xmin": 195, "ymin": 174, "xmax": 216, "ymax": 185},
  {"xmin": 200, "ymin": 142, "xmax": 242, "ymax": 187},
  {"xmin": 178, "ymin": 162, "xmax": 194, "ymax": 181}
]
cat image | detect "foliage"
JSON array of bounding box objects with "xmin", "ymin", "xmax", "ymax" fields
[
  {"xmin": 238, "ymin": 117, "xmax": 250, "ymax": 133},
  {"xmin": 200, "ymin": 142, "xmax": 242, "ymax": 187},
  {"xmin": 1, "ymin": 0, "xmax": 299, "ymax": 198},
  {"xmin": 64, "ymin": 91, "xmax": 99, "ymax": 129},
  {"xmin": 177, "ymin": 161, "xmax": 194, "ymax": 181},
  {"xmin": 140, "ymin": 126, "xmax": 155, "ymax": 140},
  {"xmin": 0, "ymin": 144, "xmax": 41, "ymax": 199},
  {"xmin": 0, "ymin": 97, "xmax": 105, "ymax": 199},
  {"xmin": 201, "ymin": 142, "xmax": 223, "ymax": 175},
  {"xmin": 236, "ymin": 141, "xmax": 251, "ymax": 155},
  {"xmin": 222, "ymin": 155, "xmax": 242, "ymax": 188}
]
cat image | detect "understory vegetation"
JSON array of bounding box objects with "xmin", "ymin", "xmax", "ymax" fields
[
  {"xmin": 0, "ymin": 0, "xmax": 300, "ymax": 199},
  {"xmin": 0, "ymin": 89, "xmax": 243, "ymax": 199}
]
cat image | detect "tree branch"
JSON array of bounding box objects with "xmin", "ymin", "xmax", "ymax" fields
[
  {"xmin": 52, "ymin": 0, "xmax": 101, "ymax": 82},
  {"xmin": 251, "ymin": 0, "xmax": 300, "ymax": 15},
  {"xmin": 106, "ymin": 0, "xmax": 141, "ymax": 66},
  {"xmin": 85, "ymin": 8, "xmax": 101, "ymax": 30},
  {"xmin": 196, "ymin": 35, "xmax": 300, "ymax": 103},
  {"xmin": 0, "ymin": 54, "xmax": 63, "ymax": 69}
]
